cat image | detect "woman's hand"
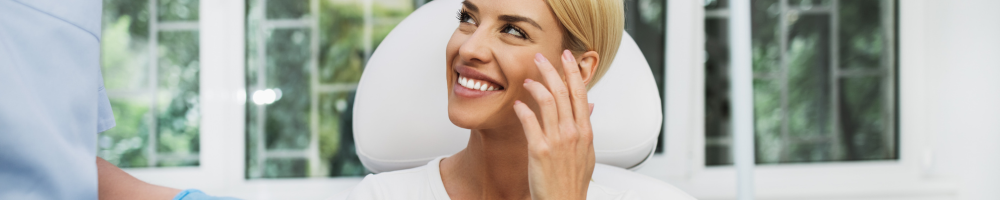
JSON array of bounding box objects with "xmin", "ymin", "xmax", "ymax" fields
[{"xmin": 513, "ymin": 50, "xmax": 596, "ymax": 200}]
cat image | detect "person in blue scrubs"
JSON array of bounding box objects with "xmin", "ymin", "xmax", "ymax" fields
[{"xmin": 0, "ymin": 0, "xmax": 234, "ymax": 199}]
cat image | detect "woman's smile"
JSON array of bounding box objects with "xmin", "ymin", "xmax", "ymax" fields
[{"xmin": 453, "ymin": 65, "xmax": 505, "ymax": 98}]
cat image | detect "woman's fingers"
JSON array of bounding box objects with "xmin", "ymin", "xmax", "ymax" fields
[
  {"xmin": 523, "ymin": 79, "xmax": 560, "ymax": 135},
  {"xmin": 534, "ymin": 53, "xmax": 576, "ymax": 127},
  {"xmin": 513, "ymin": 100, "xmax": 545, "ymax": 145},
  {"xmin": 558, "ymin": 50, "xmax": 592, "ymax": 129}
]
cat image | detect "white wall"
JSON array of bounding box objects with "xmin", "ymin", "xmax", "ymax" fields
[{"xmin": 920, "ymin": 0, "xmax": 1000, "ymax": 199}]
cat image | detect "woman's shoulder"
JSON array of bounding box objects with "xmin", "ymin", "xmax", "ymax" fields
[{"xmin": 346, "ymin": 157, "xmax": 450, "ymax": 200}]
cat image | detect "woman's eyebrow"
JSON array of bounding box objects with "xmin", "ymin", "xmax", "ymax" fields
[
  {"xmin": 498, "ymin": 15, "xmax": 542, "ymax": 30},
  {"xmin": 462, "ymin": 0, "xmax": 478, "ymax": 12}
]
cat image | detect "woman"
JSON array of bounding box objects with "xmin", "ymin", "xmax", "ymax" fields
[{"xmin": 348, "ymin": 0, "xmax": 626, "ymax": 199}]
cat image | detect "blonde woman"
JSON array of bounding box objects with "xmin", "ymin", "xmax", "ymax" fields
[{"xmin": 348, "ymin": 0, "xmax": 628, "ymax": 199}]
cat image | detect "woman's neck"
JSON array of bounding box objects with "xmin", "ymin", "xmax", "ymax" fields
[{"xmin": 440, "ymin": 125, "xmax": 532, "ymax": 200}]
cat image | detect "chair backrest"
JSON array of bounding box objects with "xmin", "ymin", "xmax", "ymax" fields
[{"xmin": 353, "ymin": 0, "xmax": 662, "ymax": 173}]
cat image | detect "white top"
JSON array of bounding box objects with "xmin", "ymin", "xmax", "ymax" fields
[
  {"xmin": 347, "ymin": 157, "xmax": 638, "ymax": 200},
  {"xmin": 0, "ymin": 0, "xmax": 112, "ymax": 199}
]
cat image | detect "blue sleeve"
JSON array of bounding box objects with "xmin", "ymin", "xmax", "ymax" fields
[{"xmin": 173, "ymin": 189, "xmax": 242, "ymax": 200}]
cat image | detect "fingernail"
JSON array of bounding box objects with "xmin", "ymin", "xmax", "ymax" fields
[
  {"xmin": 515, "ymin": 100, "xmax": 523, "ymax": 104},
  {"xmin": 524, "ymin": 79, "xmax": 534, "ymax": 83},
  {"xmin": 563, "ymin": 49, "xmax": 572, "ymax": 60},
  {"xmin": 534, "ymin": 53, "xmax": 546, "ymax": 63}
]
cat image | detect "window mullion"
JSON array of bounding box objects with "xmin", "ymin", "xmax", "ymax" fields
[
  {"xmin": 829, "ymin": 0, "xmax": 843, "ymax": 160},
  {"xmin": 778, "ymin": 0, "xmax": 791, "ymax": 162},
  {"xmin": 148, "ymin": 0, "xmax": 160, "ymax": 168}
]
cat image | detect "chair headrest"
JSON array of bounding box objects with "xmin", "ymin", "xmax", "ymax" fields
[{"xmin": 353, "ymin": 0, "xmax": 662, "ymax": 173}]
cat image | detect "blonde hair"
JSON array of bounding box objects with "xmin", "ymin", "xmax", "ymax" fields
[{"xmin": 545, "ymin": 0, "xmax": 624, "ymax": 89}]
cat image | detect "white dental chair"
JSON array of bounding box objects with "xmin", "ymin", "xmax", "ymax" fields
[{"xmin": 349, "ymin": 0, "xmax": 695, "ymax": 199}]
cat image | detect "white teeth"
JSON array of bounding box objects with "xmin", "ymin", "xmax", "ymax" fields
[{"xmin": 459, "ymin": 75, "xmax": 501, "ymax": 91}]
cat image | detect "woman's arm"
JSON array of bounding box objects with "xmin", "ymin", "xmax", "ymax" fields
[
  {"xmin": 97, "ymin": 157, "xmax": 181, "ymax": 200},
  {"xmin": 513, "ymin": 50, "xmax": 598, "ymax": 200}
]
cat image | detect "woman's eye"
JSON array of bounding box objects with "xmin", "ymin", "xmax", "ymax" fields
[
  {"xmin": 458, "ymin": 11, "xmax": 475, "ymax": 25},
  {"xmin": 502, "ymin": 25, "xmax": 526, "ymax": 39}
]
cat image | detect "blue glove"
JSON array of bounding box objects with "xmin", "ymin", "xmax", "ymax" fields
[{"xmin": 173, "ymin": 189, "xmax": 242, "ymax": 200}]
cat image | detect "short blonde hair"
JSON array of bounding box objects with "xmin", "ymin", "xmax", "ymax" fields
[{"xmin": 545, "ymin": 0, "xmax": 624, "ymax": 89}]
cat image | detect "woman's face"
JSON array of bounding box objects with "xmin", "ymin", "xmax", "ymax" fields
[{"xmin": 446, "ymin": 0, "xmax": 568, "ymax": 130}]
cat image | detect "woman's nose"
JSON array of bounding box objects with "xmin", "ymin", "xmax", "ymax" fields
[{"xmin": 458, "ymin": 28, "xmax": 493, "ymax": 65}]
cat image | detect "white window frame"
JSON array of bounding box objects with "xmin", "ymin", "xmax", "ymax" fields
[
  {"xmin": 633, "ymin": 0, "xmax": 957, "ymax": 200},
  {"xmin": 127, "ymin": 0, "xmax": 364, "ymax": 199},
  {"xmin": 125, "ymin": 0, "xmax": 962, "ymax": 199}
]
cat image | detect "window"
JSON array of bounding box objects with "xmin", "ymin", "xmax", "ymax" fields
[
  {"xmin": 703, "ymin": 0, "xmax": 898, "ymax": 165},
  {"xmin": 244, "ymin": 0, "xmax": 418, "ymax": 178},
  {"xmin": 100, "ymin": 0, "xmax": 201, "ymax": 168}
]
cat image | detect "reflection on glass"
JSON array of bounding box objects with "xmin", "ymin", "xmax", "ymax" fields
[
  {"xmin": 100, "ymin": 0, "xmax": 200, "ymax": 168},
  {"xmin": 246, "ymin": 0, "xmax": 415, "ymax": 178},
  {"xmin": 705, "ymin": 0, "xmax": 896, "ymax": 165}
]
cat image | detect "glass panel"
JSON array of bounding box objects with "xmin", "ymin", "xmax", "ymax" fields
[
  {"xmin": 751, "ymin": 0, "xmax": 781, "ymax": 74},
  {"xmin": 156, "ymin": 31, "xmax": 201, "ymax": 167},
  {"xmin": 705, "ymin": 0, "xmax": 896, "ymax": 165},
  {"xmin": 159, "ymin": 0, "xmax": 200, "ymax": 21},
  {"xmin": 839, "ymin": 77, "xmax": 892, "ymax": 160},
  {"xmin": 266, "ymin": 28, "xmax": 312, "ymax": 150},
  {"xmin": 704, "ymin": 0, "xmax": 728, "ymax": 9},
  {"xmin": 753, "ymin": 78, "xmax": 783, "ymax": 163},
  {"xmin": 101, "ymin": 0, "xmax": 150, "ymax": 91},
  {"xmin": 704, "ymin": 18, "xmax": 731, "ymax": 165},
  {"xmin": 317, "ymin": 1, "xmax": 365, "ymax": 84},
  {"xmin": 267, "ymin": 0, "xmax": 310, "ymax": 19},
  {"xmin": 264, "ymin": 158, "xmax": 309, "ymax": 177},
  {"xmin": 839, "ymin": 0, "xmax": 886, "ymax": 70},
  {"xmin": 785, "ymin": 15, "xmax": 831, "ymax": 140},
  {"xmin": 318, "ymin": 92, "xmax": 369, "ymax": 176},
  {"xmin": 101, "ymin": 0, "xmax": 201, "ymax": 168},
  {"xmin": 789, "ymin": 0, "xmax": 830, "ymax": 7},
  {"xmin": 99, "ymin": 98, "xmax": 152, "ymax": 168}
]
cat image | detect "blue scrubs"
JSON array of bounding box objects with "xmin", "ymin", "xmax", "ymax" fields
[{"xmin": 0, "ymin": 0, "xmax": 111, "ymax": 199}]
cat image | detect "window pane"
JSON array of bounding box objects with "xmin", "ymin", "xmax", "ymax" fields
[
  {"xmin": 705, "ymin": 0, "xmax": 897, "ymax": 165},
  {"xmin": 266, "ymin": 28, "xmax": 312, "ymax": 151},
  {"xmin": 156, "ymin": 31, "xmax": 201, "ymax": 166},
  {"xmin": 786, "ymin": 15, "xmax": 832, "ymax": 141},
  {"xmin": 318, "ymin": 92, "xmax": 367, "ymax": 176},
  {"xmin": 101, "ymin": 0, "xmax": 201, "ymax": 168},
  {"xmin": 99, "ymin": 98, "xmax": 152, "ymax": 168},
  {"xmin": 317, "ymin": 1, "xmax": 365, "ymax": 84},
  {"xmin": 101, "ymin": 0, "xmax": 150, "ymax": 91},
  {"xmin": 839, "ymin": 77, "xmax": 892, "ymax": 160},
  {"xmin": 246, "ymin": 0, "xmax": 415, "ymax": 178},
  {"xmin": 159, "ymin": 0, "xmax": 199, "ymax": 21},
  {"xmin": 267, "ymin": 0, "xmax": 310, "ymax": 19}
]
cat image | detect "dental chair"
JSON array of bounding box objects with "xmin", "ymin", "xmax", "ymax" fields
[{"xmin": 350, "ymin": 0, "xmax": 695, "ymax": 199}]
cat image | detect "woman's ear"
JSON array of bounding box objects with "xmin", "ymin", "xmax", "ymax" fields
[{"xmin": 576, "ymin": 51, "xmax": 600, "ymax": 86}]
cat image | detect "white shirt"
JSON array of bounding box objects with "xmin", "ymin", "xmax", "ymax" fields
[
  {"xmin": 347, "ymin": 157, "xmax": 637, "ymax": 200},
  {"xmin": 0, "ymin": 0, "xmax": 111, "ymax": 199}
]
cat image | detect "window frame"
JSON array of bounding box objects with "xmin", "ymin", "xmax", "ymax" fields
[
  {"xmin": 633, "ymin": 0, "xmax": 957, "ymax": 199},
  {"xmin": 125, "ymin": 0, "xmax": 381, "ymax": 198}
]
